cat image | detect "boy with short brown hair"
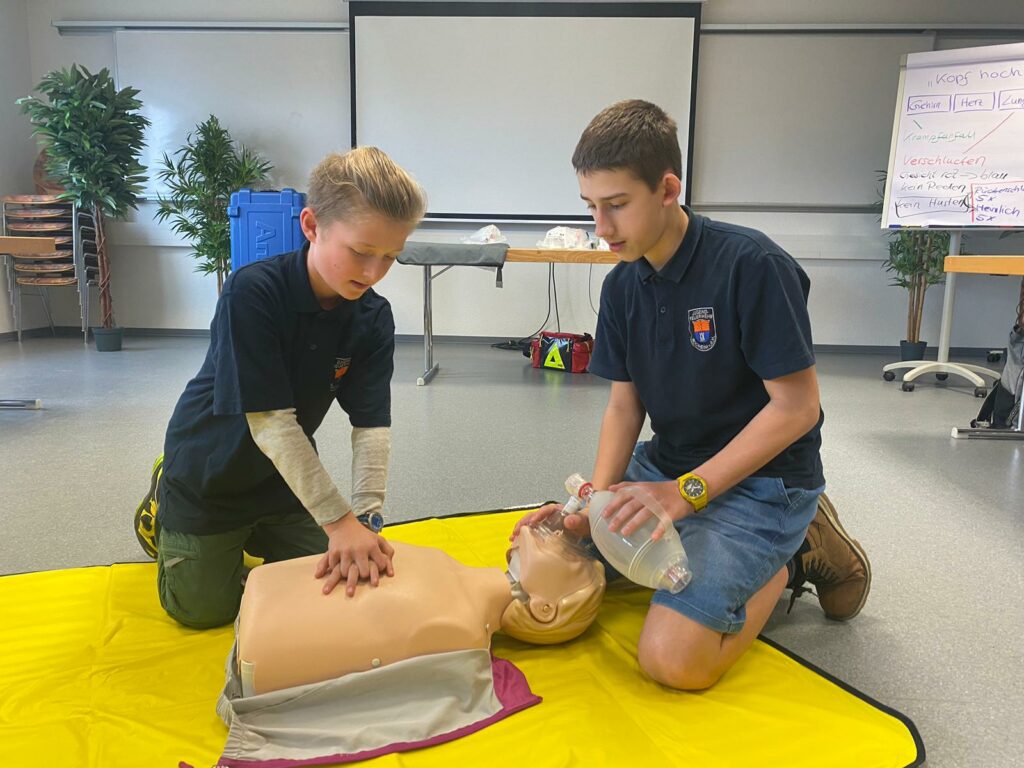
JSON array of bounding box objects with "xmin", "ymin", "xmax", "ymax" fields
[{"xmin": 519, "ymin": 100, "xmax": 870, "ymax": 690}]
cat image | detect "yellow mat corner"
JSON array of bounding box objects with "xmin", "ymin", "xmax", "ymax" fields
[{"xmin": 0, "ymin": 508, "xmax": 922, "ymax": 768}]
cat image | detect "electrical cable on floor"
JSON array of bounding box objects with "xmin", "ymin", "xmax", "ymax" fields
[
  {"xmin": 519, "ymin": 264, "xmax": 556, "ymax": 340},
  {"xmin": 490, "ymin": 263, "xmax": 557, "ymax": 352}
]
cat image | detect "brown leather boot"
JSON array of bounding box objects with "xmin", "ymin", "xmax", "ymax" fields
[{"xmin": 793, "ymin": 493, "xmax": 871, "ymax": 621}]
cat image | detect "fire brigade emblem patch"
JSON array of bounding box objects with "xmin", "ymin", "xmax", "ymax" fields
[{"xmin": 687, "ymin": 307, "xmax": 717, "ymax": 352}]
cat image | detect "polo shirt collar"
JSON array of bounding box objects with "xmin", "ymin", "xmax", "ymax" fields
[
  {"xmin": 287, "ymin": 242, "xmax": 358, "ymax": 317},
  {"xmin": 637, "ymin": 204, "xmax": 703, "ymax": 284},
  {"xmin": 286, "ymin": 241, "xmax": 322, "ymax": 313}
]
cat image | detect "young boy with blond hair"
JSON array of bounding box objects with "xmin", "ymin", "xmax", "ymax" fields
[
  {"xmin": 518, "ymin": 100, "xmax": 870, "ymax": 690},
  {"xmin": 138, "ymin": 147, "xmax": 426, "ymax": 628}
]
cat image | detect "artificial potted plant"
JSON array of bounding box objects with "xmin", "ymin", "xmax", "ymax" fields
[
  {"xmin": 18, "ymin": 65, "xmax": 150, "ymax": 351},
  {"xmin": 154, "ymin": 115, "xmax": 272, "ymax": 294},
  {"xmin": 882, "ymin": 228, "xmax": 951, "ymax": 361}
]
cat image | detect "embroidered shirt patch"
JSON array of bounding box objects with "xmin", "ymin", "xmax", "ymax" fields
[
  {"xmin": 330, "ymin": 357, "xmax": 351, "ymax": 391},
  {"xmin": 687, "ymin": 307, "xmax": 717, "ymax": 352}
]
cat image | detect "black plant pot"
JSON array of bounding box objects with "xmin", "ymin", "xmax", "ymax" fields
[
  {"xmin": 899, "ymin": 340, "xmax": 926, "ymax": 361},
  {"xmin": 92, "ymin": 326, "xmax": 123, "ymax": 352}
]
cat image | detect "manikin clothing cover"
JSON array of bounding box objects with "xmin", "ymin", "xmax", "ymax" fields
[{"xmin": 215, "ymin": 634, "xmax": 539, "ymax": 766}]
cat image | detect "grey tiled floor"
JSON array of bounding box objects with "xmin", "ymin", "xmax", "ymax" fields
[{"xmin": 1, "ymin": 336, "xmax": 1022, "ymax": 767}]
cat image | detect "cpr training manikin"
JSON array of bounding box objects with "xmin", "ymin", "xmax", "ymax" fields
[{"xmin": 213, "ymin": 514, "xmax": 606, "ymax": 766}]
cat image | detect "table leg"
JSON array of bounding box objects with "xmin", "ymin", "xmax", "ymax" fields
[{"xmin": 418, "ymin": 265, "xmax": 439, "ymax": 386}]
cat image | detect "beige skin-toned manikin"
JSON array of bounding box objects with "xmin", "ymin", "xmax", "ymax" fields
[{"xmin": 237, "ymin": 526, "xmax": 606, "ymax": 695}]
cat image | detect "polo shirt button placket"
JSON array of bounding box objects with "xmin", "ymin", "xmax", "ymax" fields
[{"xmin": 656, "ymin": 286, "xmax": 672, "ymax": 347}]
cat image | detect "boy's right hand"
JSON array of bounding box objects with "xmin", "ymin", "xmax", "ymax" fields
[
  {"xmin": 316, "ymin": 513, "xmax": 395, "ymax": 597},
  {"xmin": 509, "ymin": 502, "xmax": 591, "ymax": 541}
]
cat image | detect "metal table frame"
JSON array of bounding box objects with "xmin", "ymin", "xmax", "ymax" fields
[{"xmin": 414, "ymin": 248, "xmax": 617, "ymax": 386}]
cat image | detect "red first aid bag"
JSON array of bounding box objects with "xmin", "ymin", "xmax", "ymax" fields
[{"xmin": 528, "ymin": 332, "xmax": 593, "ymax": 373}]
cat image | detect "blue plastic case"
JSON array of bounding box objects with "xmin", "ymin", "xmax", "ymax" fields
[{"xmin": 228, "ymin": 188, "xmax": 306, "ymax": 271}]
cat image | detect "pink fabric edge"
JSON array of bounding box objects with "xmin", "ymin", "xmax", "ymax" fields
[{"xmin": 210, "ymin": 653, "xmax": 542, "ymax": 768}]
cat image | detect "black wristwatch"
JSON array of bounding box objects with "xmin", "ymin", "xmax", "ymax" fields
[{"xmin": 357, "ymin": 511, "xmax": 385, "ymax": 533}]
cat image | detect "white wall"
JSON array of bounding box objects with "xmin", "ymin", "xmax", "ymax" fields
[
  {"xmin": 0, "ymin": 0, "xmax": 45, "ymax": 335},
  {"xmin": 18, "ymin": 0, "xmax": 1024, "ymax": 347},
  {"xmin": 704, "ymin": 0, "xmax": 1024, "ymax": 25},
  {"xmin": 22, "ymin": 0, "xmax": 344, "ymax": 333}
]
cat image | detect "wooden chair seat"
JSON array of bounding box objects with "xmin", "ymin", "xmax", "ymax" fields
[
  {"xmin": 8, "ymin": 256, "xmax": 69, "ymax": 264},
  {"xmin": 16, "ymin": 275, "xmax": 78, "ymax": 287},
  {"xmin": 4, "ymin": 208, "xmax": 71, "ymax": 219},
  {"xmin": 14, "ymin": 262, "xmax": 76, "ymax": 274},
  {"xmin": 6, "ymin": 221, "xmax": 72, "ymax": 232},
  {"xmin": 0, "ymin": 194, "xmax": 64, "ymax": 204}
]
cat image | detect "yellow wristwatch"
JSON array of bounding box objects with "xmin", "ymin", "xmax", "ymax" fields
[{"xmin": 676, "ymin": 472, "xmax": 708, "ymax": 512}]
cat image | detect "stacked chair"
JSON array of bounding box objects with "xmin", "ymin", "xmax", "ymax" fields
[{"xmin": 1, "ymin": 195, "xmax": 97, "ymax": 342}]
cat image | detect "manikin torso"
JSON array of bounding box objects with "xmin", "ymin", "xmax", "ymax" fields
[
  {"xmin": 237, "ymin": 527, "xmax": 602, "ymax": 695},
  {"xmin": 238, "ymin": 543, "xmax": 509, "ymax": 694}
]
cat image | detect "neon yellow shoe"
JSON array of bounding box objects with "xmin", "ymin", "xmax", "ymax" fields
[{"xmin": 134, "ymin": 454, "xmax": 163, "ymax": 559}]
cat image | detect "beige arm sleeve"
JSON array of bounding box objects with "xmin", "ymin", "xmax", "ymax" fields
[
  {"xmin": 246, "ymin": 409, "xmax": 351, "ymax": 527},
  {"xmin": 350, "ymin": 426, "xmax": 391, "ymax": 518}
]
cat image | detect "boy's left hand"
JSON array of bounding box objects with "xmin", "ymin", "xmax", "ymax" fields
[
  {"xmin": 316, "ymin": 514, "xmax": 396, "ymax": 597},
  {"xmin": 600, "ymin": 480, "xmax": 695, "ymax": 540}
]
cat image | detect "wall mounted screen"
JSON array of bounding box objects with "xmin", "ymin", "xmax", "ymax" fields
[{"xmin": 351, "ymin": 2, "xmax": 701, "ymax": 222}]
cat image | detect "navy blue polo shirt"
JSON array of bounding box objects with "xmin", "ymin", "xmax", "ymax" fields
[
  {"xmin": 589, "ymin": 207, "xmax": 825, "ymax": 490},
  {"xmin": 160, "ymin": 243, "xmax": 395, "ymax": 534}
]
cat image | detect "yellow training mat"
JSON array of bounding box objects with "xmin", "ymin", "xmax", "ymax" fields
[{"xmin": 0, "ymin": 508, "xmax": 922, "ymax": 768}]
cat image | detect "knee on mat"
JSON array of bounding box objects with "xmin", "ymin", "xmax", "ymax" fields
[
  {"xmin": 637, "ymin": 643, "xmax": 723, "ymax": 692},
  {"xmin": 158, "ymin": 582, "xmax": 239, "ymax": 629},
  {"xmin": 162, "ymin": 600, "xmax": 237, "ymax": 630}
]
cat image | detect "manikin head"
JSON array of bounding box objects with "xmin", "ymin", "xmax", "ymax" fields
[{"xmin": 500, "ymin": 526, "xmax": 606, "ymax": 645}]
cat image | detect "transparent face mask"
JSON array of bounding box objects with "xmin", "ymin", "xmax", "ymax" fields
[{"xmin": 506, "ymin": 522, "xmax": 593, "ymax": 602}]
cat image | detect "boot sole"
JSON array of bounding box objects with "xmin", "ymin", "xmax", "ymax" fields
[{"xmin": 817, "ymin": 492, "xmax": 872, "ymax": 620}]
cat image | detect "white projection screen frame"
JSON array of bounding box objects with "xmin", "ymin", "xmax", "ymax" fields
[{"xmin": 350, "ymin": 2, "xmax": 701, "ymax": 222}]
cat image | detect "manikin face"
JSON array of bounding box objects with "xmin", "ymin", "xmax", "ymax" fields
[
  {"xmin": 501, "ymin": 526, "xmax": 606, "ymax": 645},
  {"xmin": 577, "ymin": 168, "xmax": 682, "ymax": 266},
  {"xmin": 301, "ymin": 207, "xmax": 414, "ymax": 306}
]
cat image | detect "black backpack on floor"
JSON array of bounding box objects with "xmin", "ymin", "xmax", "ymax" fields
[{"xmin": 973, "ymin": 326, "xmax": 1023, "ymax": 429}]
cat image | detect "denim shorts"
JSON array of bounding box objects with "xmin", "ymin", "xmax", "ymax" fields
[{"xmin": 597, "ymin": 441, "xmax": 823, "ymax": 635}]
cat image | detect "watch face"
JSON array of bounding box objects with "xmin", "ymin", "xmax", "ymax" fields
[
  {"xmin": 358, "ymin": 512, "xmax": 385, "ymax": 533},
  {"xmin": 682, "ymin": 477, "xmax": 705, "ymax": 499}
]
